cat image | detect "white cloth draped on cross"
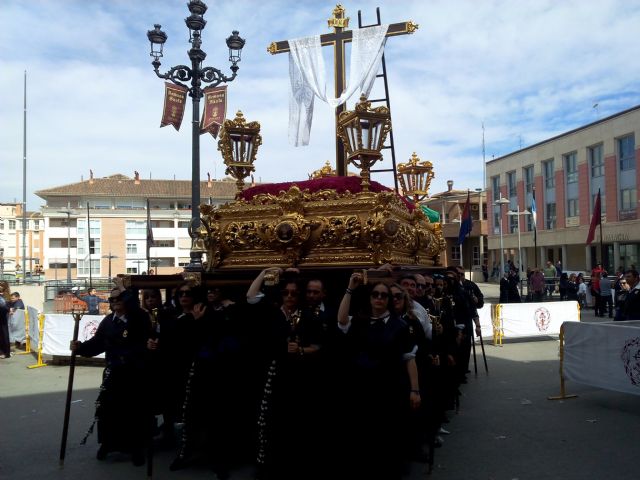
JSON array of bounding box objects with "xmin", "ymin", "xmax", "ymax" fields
[{"xmin": 288, "ymin": 24, "xmax": 389, "ymax": 146}]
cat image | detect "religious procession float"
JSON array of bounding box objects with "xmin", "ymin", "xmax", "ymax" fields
[{"xmin": 129, "ymin": 3, "xmax": 445, "ymax": 291}]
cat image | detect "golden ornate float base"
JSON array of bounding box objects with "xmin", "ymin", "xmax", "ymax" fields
[{"xmin": 198, "ymin": 183, "xmax": 445, "ymax": 270}]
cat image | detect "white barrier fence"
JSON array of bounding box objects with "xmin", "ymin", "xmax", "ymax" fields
[
  {"xmin": 562, "ymin": 320, "xmax": 640, "ymax": 396},
  {"xmin": 41, "ymin": 314, "xmax": 105, "ymax": 358},
  {"xmin": 495, "ymin": 301, "xmax": 580, "ymax": 339}
]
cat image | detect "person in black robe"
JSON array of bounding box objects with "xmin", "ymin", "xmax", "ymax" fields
[
  {"xmin": 70, "ymin": 287, "xmax": 152, "ymax": 466},
  {"xmin": 337, "ymin": 274, "xmax": 416, "ymax": 480}
]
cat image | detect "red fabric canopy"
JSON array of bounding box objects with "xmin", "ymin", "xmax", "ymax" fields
[{"xmin": 239, "ymin": 176, "xmax": 415, "ymax": 211}]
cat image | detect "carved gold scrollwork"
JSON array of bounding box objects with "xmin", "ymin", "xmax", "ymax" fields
[{"xmin": 318, "ymin": 216, "xmax": 361, "ymax": 247}]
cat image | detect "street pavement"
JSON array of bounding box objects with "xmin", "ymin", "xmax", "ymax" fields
[{"xmin": 2, "ymin": 289, "xmax": 640, "ymax": 479}]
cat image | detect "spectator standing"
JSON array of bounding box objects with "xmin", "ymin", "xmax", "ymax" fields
[
  {"xmin": 543, "ymin": 261, "xmax": 557, "ymax": 298},
  {"xmin": 530, "ymin": 269, "xmax": 545, "ymax": 302},
  {"xmin": 0, "ymin": 282, "xmax": 10, "ymax": 359},
  {"xmin": 590, "ymin": 262, "xmax": 605, "ymax": 312},
  {"xmin": 73, "ymin": 287, "xmax": 109, "ymax": 315},
  {"xmin": 598, "ymin": 273, "xmax": 613, "ymax": 317}
]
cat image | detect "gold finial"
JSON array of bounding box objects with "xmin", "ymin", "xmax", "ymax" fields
[
  {"xmin": 406, "ymin": 21, "xmax": 419, "ymax": 33},
  {"xmin": 310, "ymin": 160, "xmax": 336, "ymax": 179},
  {"xmin": 267, "ymin": 42, "xmax": 277, "ymax": 55},
  {"xmin": 328, "ymin": 4, "xmax": 349, "ymax": 30}
]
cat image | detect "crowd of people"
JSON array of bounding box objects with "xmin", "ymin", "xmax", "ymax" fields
[{"xmin": 68, "ymin": 265, "xmax": 486, "ymax": 479}]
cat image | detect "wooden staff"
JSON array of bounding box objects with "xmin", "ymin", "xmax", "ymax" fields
[
  {"xmin": 479, "ymin": 333, "xmax": 489, "ymax": 374},
  {"xmin": 59, "ymin": 309, "xmax": 83, "ymax": 467},
  {"xmin": 471, "ymin": 330, "xmax": 478, "ymax": 375}
]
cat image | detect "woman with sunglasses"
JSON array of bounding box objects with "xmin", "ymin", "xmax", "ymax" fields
[
  {"xmin": 337, "ymin": 273, "xmax": 417, "ymax": 480},
  {"xmin": 246, "ymin": 267, "xmax": 328, "ymax": 480},
  {"xmin": 70, "ymin": 286, "xmax": 153, "ymax": 467}
]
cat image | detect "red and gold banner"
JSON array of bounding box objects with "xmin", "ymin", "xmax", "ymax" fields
[
  {"xmin": 200, "ymin": 85, "xmax": 227, "ymax": 138},
  {"xmin": 160, "ymin": 82, "xmax": 188, "ymax": 131}
]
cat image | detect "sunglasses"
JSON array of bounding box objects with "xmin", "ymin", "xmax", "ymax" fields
[
  {"xmin": 370, "ymin": 291, "xmax": 389, "ymax": 300},
  {"xmin": 281, "ymin": 289, "xmax": 298, "ymax": 297},
  {"xmin": 178, "ymin": 290, "xmax": 193, "ymax": 297},
  {"xmin": 391, "ymin": 293, "xmax": 404, "ymax": 301}
]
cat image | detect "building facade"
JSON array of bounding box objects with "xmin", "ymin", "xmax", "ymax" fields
[
  {"xmin": 0, "ymin": 203, "xmax": 44, "ymax": 278},
  {"xmin": 35, "ymin": 173, "xmax": 237, "ymax": 280},
  {"xmin": 486, "ymin": 105, "xmax": 640, "ymax": 275},
  {"xmin": 423, "ymin": 180, "xmax": 488, "ymax": 281}
]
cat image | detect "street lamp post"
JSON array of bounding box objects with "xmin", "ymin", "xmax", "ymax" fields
[
  {"xmin": 494, "ymin": 196, "xmax": 510, "ymax": 280},
  {"xmin": 57, "ymin": 208, "xmax": 74, "ymax": 284},
  {"xmin": 147, "ymin": 1, "xmax": 245, "ymax": 272},
  {"xmin": 507, "ymin": 206, "xmax": 531, "ymax": 297},
  {"xmin": 101, "ymin": 252, "xmax": 118, "ymax": 280}
]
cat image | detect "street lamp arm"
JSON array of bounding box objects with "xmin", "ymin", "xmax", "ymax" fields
[
  {"xmin": 152, "ymin": 64, "xmax": 194, "ymax": 85},
  {"xmin": 200, "ymin": 66, "xmax": 237, "ymax": 87}
]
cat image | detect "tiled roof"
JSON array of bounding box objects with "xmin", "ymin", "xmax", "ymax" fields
[{"xmin": 35, "ymin": 174, "xmax": 239, "ymax": 200}]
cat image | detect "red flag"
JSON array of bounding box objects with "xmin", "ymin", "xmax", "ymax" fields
[{"xmin": 586, "ymin": 189, "xmax": 601, "ymax": 245}]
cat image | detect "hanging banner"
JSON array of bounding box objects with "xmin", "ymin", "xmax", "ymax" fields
[
  {"xmin": 160, "ymin": 82, "xmax": 188, "ymax": 130},
  {"xmin": 200, "ymin": 85, "xmax": 227, "ymax": 138}
]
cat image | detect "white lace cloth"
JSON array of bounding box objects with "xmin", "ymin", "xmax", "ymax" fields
[{"xmin": 288, "ymin": 25, "xmax": 389, "ymax": 146}]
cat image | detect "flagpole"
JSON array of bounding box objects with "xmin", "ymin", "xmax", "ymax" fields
[
  {"xmin": 532, "ymin": 186, "xmax": 538, "ymax": 269},
  {"xmin": 146, "ymin": 199, "xmax": 151, "ymax": 274},
  {"xmin": 87, "ymin": 203, "xmax": 92, "ymax": 288},
  {"xmin": 598, "ymin": 190, "xmax": 604, "ymax": 266}
]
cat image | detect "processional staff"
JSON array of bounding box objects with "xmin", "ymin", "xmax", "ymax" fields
[{"xmin": 59, "ymin": 308, "xmax": 84, "ymax": 467}]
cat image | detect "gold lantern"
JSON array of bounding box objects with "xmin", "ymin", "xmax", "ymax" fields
[
  {"xmin": 396, "ymin": 152, "xmax": 435, "ymax": 204},
  {"xmin": 336, "ymin": 94, "xmax": 392, "ymax": 191},
  {"xmin": 218, "ymin": 110, "xmax": 262, "ymax": 196}
]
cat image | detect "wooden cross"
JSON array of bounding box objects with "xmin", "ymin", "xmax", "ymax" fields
[{"xmin": 268, "ymin": 4, "xmax": 418, "ymax": 177}]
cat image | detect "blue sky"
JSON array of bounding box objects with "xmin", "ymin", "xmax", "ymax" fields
[{"xmin": 2, "ymin": 0, "xmax": 640, "ymax": 210}]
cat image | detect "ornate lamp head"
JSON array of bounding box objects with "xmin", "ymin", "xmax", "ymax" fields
[
  {"xmin": 336, "ymin": 94, "xmax": 392, "ymax": 191},
  {"xmin": 226, "ymin": 30, "xmax": 246, "ymax": 69},
  {"xmin": 396, "ymin": 152, "xmax": 435, "ymax": 204},
  {"xmin": 218, "ymin": 111, "xmax": 262, "ymax": 195},
  {"xmin": 147, "ymin": 24, "xmax": 168, "ymax": 61},
  {"xmin": 185, "ymin": 0, "xmax": 207, "ymax": 43}
]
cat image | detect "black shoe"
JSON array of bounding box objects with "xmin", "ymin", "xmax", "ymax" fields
[
  {"xmin": 132, "ymin": 450, "xmax": 145, "ymax": 467},
  {"xmin": 96, "ymin": 445, "xmax": 109, "ymax": 461}
]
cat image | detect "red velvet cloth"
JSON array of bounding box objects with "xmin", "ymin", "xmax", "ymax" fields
[{"xmin": 240, "ymin": 176, "xmax": 415, "ymax": 211}]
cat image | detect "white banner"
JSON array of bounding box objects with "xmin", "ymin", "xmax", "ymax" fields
[
  {"xmin": 475, "ymin": 303, "xmax": 493, "ymax": 343},
  {"xmin": 41, "ymin": 314, "xmax": 105, "ymax": 358},
  {"xmin": 497, "ymin": 301, "xmax": 580, "ymax": 338},
  {"xmin": 563, "ymin": 321, "xmax": 640, "ymax": 396},
  {"xmin": 27, "ymin": 306, "xmax": 39, "ymax": 346}
]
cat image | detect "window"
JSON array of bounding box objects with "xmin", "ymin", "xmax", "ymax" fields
[
  {"xmin": 564, "ymin": 152, "xmax": 577, "ymax": 184},
  {"xmin": 507, "ymin": 171, "xmax": 517, "ymax": 197},
  {"xmin": 567, "ymin": 198, "xmax": 579, "ymax": 217},
  {"xmin": 523, "ymin": 166, "xmax": 534, "ymax": 194},
  {"xmin": 0, "ymin": 222, "xmax": 3, "ymax": 230},
  {"xmin": 126, "ymin": 267, "xmax": 138, "ymax": 274},
  {"xmin": 77, "ymin": 219, "xmax": 101, "ymax": 236},
  {"xmin": 9, "ymin": 220, "xmax": 16, "ymax": 230},
  {"xmin": 491, "ymin": 176, "xmax": 500, "ymax": 201},
  {"xmin": 543, "ymin": 160, "xmax": 555, "ymax": 188},
  {"xmin": 545, "ymin": 203, "xmax": 556, "ymax": 229},
  {"xmin": 621, "ymin": 188, "xmax": 637, "ymax": 211},
  {"xmin": 493, "ymin": 211, "xmax": 501, "ymax": 235},
  {"xmin": 127, "ymin": 243, "xmax": 138, "ymax": 254},
  {"xmin": 126, "ymin": 220, "xmax": 147, "ymax": 235},
  {"xmin": 509, "ymin": 215, "xmax": 518, "ymax": 233},
  {"xmin": 33, "ymin": 220, "xmax": 40, "ymax": 231},
  {"xmin": 150, "ymin": 220, "xmax": 173, "ymax": 228},
  {"xmin": 451, "ymin": 245, "xmax": 460, "ymax": 261},
  {"xmin": 78, "ymin": 259, "xmax": 100, "ymax": 276},
  {"xmin": 177, "ymin": 220, "xmax": 190, "ymax": 228},
  {"xmin": 618, "ymin": 135, "xmax": 635, "ymax": 171},
  {"xmin": 153, "ymin": 239, "xmax": 175, "ymax": 248},
  {"xmin": 589, "ymin": 144, "xmax": 604, "ymax": 177},
  {"xmin": 472, "ymin": 246, "xmax": 480, "ymax": 267},
  {"xmin": 49, "ymin": 238, "xmax": 77, "ymax": 248},
  {"xmin": 155, "ymin": 257, "xmax": 175, "ymax": 267}
]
